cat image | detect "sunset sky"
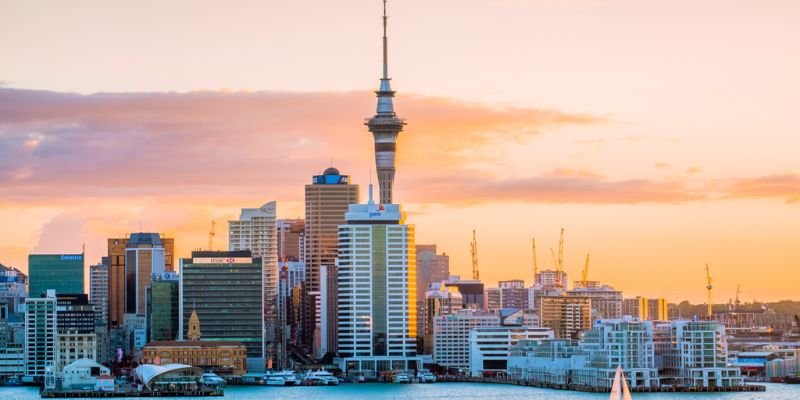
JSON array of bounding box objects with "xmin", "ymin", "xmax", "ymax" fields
[{"xmin": 1, "ymin": 0, "xmax": 798, "ymax": 303}]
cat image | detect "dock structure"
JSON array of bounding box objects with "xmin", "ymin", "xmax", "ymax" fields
[
  {"xmin": 40, "ymin": 389, "xmax": 223, "ymax": 398},
  {"xmin": 437, "ymin": 376, "xmax": 766, "ymax": 393}
]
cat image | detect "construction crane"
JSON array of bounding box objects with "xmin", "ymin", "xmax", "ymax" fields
[
  {"xmin": 470, "ymin": 229, "xmax": 479, "ymax": 280},
  {"xmin": 532, "ymin": 238, "xmax": 538, "ymax": 283},
  {"xmin": 705, "ymin": 263, "xmax": 713, "ymax": 317},
  {"xmin": 556, "ymin": 228, "xmax": 565, "ymax": 288},
  {"xmin": 208, "ymin": 221, "xmax": 216, "ymax": 251},
  {"xmin": 581, "ymin": 253, "xmax": 590, "ymax": 287}
]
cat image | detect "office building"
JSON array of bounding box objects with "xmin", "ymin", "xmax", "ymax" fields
[
  {"xmin": 539, "ymin": 296, "xmax": 592, "ymax": 339},
  {"xmin": 443, "ymin": 276, "xmax": 485, "ymax": 310},
  {"xmin": 277, "ymin": 219, "xmax": 305, "ymax": 262},
  {"xmin": 468, "ymin": 325, "xmax": 554, "ymax": 377},
  {"xmin": 336, "ymin": 188, "xmax": 418, "ymax": 374},
  {"xmin": 28, "ymin": 254, "xmax": 84, "ymax": 298},
  {"xmin": 89, "ymin": 260, "xmax": 109, "ymax": 326},
  {"xmin": 107, "ymin": 235, "xmax": 174, "ymax": 329},
  {"xmin": 423, "ymin": 283, "xmax": 462, "ymax": 354},
  {"xmin": 146, "ymin": 272, "xmax": 179, "ymax": 341},
  {"xmin": 0, "ymin": 263, "xmax": 27, "ymax": 316},
  {"xmin": 416, "ymin": 245, "xmax": 449, "ymax": 343},
  {"xmin": 433, "ymin": 310, "xmax": 503, "ymax": 369},
  {"xmin": 180, "ymin": 250, "xmax": 265, "ymax": 372},
  {"xmin": 567, "ymin": 284, "xmax": 622, "ymax": 321},
  {"xmin": 623, "ymin": 297, "xmax": 668, "ymax": 321},
  {"xmin": 54, "ymin": 294, "xmax": 96, "ymax": 371},
  {"xmin": 24, "ymin": 290, "xmax": 57, "ymax": 380},
  {"xmin": 228, "ymin": 201, "xmax": 278, "ymax": 350},
  {"xmin": 304, "ymin": 168, "xmax": 359, "ymax": 355}
]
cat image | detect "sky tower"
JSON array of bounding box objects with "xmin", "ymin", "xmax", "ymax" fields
[{"xmin": 366, "ymin": 0, "xmax": 406, "ymax": 205}]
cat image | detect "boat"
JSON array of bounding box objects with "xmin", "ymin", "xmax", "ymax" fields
[
  {"xmin": 420, "ymin": 371, "xmax": 436, "ymax": 383},
  {"xmin": 609, "ymin": 365, "xmax": 632, "ymax": 400},
  {"xmin": 305, "ymin": 369, "xmax": 339, "ymax": 385},
  {"xmin": 393, "ymin": 373, "xmax": 411, "ymax": 384},
  {"xmin": 784, "ymin": 375, "xmax": 800, "ymax": 384},
  {"xmin": 265, "ymin": 375, "xmax": 286, "ymax": 386},
  {"xmin": 201, "ymin": 372, "xmax": 226, "ymax": 388}
]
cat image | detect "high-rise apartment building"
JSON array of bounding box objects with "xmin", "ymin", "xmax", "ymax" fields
[
  {"xmin": 89, "ymin": 260, "xmax": 109, "ymax": 326},
  {"xmin": 304, "ymin": 168, "xmax": 359, "ymax": 355},
  {"xmin": 107, "ymin": 235, "xmax": 174, "ymax": 329},
  {"xmin": 337, "ymin": 193, "xmax": 417, "ymax": 369},
  {"xmin": 539, "ymin": 296, "xmax": 592, "ymax": 339},
  {"xmin": 535, "ymin": 270, "xmax": 568, "ymax": 290},
  {"xmin": 567, "ymin": 284, "xmax": 623, "ymax": 321},
  {"xmin": 416, "ymin": 245, "xmax": 449, "ymax": 347},
  {"xmin": 28, "ymin": 254, "xmax": 84, "ymax": 298},
  {"xmin": 228, "ymin": 201, "xmax": 278, "ymax": 349},
  {"xmin": 578, "ymin": 318, "xmax": 659, "ymax": 388},
  {"xmin": 487, "ymin": 280, "xmax": 530, "ymax": 311},
  {"xmin": 623, "ymin": 297, "xmax": 668, "ymax": 321},
  {"xmin": 180, "ymin": 250, "xmax": 265, "ymax": 372}
]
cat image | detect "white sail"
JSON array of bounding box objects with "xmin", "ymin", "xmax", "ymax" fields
[
  {"xmin": 609, "ymin": 365, "xmax": 622, "ymax": 400},
  {"xmin": 622, "ymin": 369, "xmax": 633, "ymax": 400}
]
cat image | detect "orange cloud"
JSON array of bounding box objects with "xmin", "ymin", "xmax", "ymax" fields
[{"xmin": 724, "ymin": 174, "xmax": 800, "ymax": 203}]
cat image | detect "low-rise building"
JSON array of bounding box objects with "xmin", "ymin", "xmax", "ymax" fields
[
  {"xmin": 142, "ymin": 341, "xmax": 247, "ymax": 376},
  {"xmin": 61, "ymin": 358, "xmax": 111, "ymax": 390},
  {"xmin": 468, "ymin": 326, "xmax": 554, "ymax": 377}
]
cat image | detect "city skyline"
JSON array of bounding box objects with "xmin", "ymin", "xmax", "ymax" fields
[{"xmin": 2, "ymin": 0, "xmax": 799, "ymax": 303}]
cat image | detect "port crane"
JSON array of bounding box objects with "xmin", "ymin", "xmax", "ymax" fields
[
  {"xmin": 208, "ymin": 221, "xmax": 215, "ymax": 251},
  {"xmin": 532, "ymin": 238, "xmax": 538, "ymax": 284},
  {"xmin": 705, "ymin": 264, "xmax": 713, "ymax": 317},
  {"xmin": 581, "ymin": 253, "xmax": 590, "ymax": 287},
  {"xmin": 556, "ymin": 228, "xmax": 565, "ymax": 288},
  {"xmin": 470, "ymin": 229, "xmax": 479, "ymax": 280}
]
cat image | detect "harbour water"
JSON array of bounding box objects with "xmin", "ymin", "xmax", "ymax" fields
[{"xmin": 1, "ymin": 383, "xmax": 799, "ymax": 400}]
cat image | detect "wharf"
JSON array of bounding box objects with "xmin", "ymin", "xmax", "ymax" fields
[
  {"xmin": 40, "ymin": 389, "xmax": 223, "ymax": 398},
  {"xmin": 437, "ymin": 376, "xmax": 766, "ymax": 393}
]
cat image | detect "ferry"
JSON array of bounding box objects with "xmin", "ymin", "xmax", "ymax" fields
[
  {"xmin": 201, "ymin": 372, "xmax": 226, "ymax": 388},
  {"xmin": 393, "ymin": 373, "xmax": 411, "ymax": 384},
  {"xmin": 419, "ymin": 371, "xmax": 436, "ymax": 383},
  {"xmin": 265, "ymin": 370, "xmax": 302, "ymax": 386},
  {"xmin": 304, "ymin": 369, "xmax": 339, "ymax": 385}
]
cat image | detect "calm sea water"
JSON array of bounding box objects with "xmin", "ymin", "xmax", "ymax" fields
[{"xmin": 2, "ymin": 383, "xmax": 799, "ymax": 400}]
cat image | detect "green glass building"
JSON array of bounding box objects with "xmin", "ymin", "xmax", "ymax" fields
[
  {"xmin": 28, "ymin": 254, "xmax": 84, "ymax": 297},
  {"xmin": 147, "ymin": 272, "xmax": 180, "ymax": 341}
]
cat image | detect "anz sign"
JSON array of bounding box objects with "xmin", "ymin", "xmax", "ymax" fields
[{"xmin": 313, "ymin": 174, "xmax": 350, "ymax": 185}]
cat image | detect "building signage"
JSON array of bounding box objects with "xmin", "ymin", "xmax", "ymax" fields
[
  {"xmin": 193, "ymin": 257, "xmax": 252, "ymax": 264},
  {"xmin": 60, "ymin": 254, "xmax": 83, "ymax": 261}
]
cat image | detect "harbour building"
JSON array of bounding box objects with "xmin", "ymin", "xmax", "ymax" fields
[
  {"xmin": 336, "ymin": 186, "xmax": 418, "ymax": 377},
  {"xmin": 180, "ymin": 250, "xmax": 265, "ymax": 372},
  {"xmin": 28, "ymin": 254, "xmax": 84, "ymax": 298},
  {"xmin": 468, "ymin": 323, "xmax": 555, "ymax": 377},
  {"xmin": 304, "ymin": 168, "xmax": 359, "ymax": 356}
]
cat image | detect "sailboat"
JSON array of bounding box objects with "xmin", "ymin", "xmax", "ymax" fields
[{"xmin": 609, "ymin": 365, "xmax": 632, "ymax": 400}]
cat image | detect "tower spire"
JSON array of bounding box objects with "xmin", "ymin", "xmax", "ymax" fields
[
  {"xmin": 382, "ymin": 0, "xmax": 388, "ymax": 80},
  {"xmin": 367, "ymin": 0, "xmax": 406, "ymax": 205}
]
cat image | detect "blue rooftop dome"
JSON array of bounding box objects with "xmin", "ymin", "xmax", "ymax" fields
[{"xmin": 323, "ymin": 167, "xmax": 340, "ymax": 176}]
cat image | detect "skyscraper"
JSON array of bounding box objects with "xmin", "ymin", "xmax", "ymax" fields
[
  {"xmin": 228, "ymin": 201, "xmax": 278, "ymax": 349},
  {"xmin": 180, "ymin": 250, "xmax": 265, "ymax": 372},
  {"xmin": 108, "ymin": 235, "xmax": 174, "ymax": 329},
  {"xmin": 124, "ymin": 233, "xmax": 167, "ymax": 316},
  {"xmin": 336, "ymin": 186, "xmax": 417, "ymax": 371},
  {"xmin": 89, "ymin": 259, "xmax": 109, "ymax": 326},
  {"xmin": 28, "ymin": 254, "xmax": 84, "ymax": 298},
  {"xmin": 277, "ymin": 219, "xmax": 305, "ymax": 262},
  {"xmin": 366, "ymin": 0, "xmax": 406, "ymax": 205},
  {"xmin": 304, "ymin": 168, "xmax": 359, "ymax": 355}
]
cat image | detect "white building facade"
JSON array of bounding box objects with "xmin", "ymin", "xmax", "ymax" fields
[
  {"xmin": 468, "ymin": 326, "xmax": 554, "ymax": 377},
  {"xmin": 337, "ymin": 197, "xmax": 418, "ymax": 376}
]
